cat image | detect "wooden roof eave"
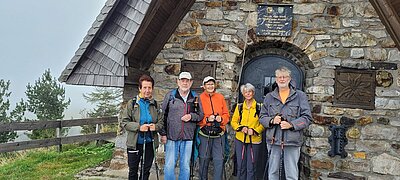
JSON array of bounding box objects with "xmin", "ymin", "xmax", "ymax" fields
[
  {"xmin": 126, "ymin": 0, "xmax": 196, "ymax": 71},
  {"xmin": 370, "ymin": 0, "xmax": 400, "ymax": 50},
  {"xmin": 58, "ymin": 0, "xmax": 122, "ymax": 85}
]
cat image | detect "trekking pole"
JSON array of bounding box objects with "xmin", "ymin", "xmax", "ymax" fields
[
  {"xmin": 263, "ymin": 125, "xmax": 279, "ymax": 180},
  {"xmin": 249, "ymin": 135, "xmax": 254, "ymax": 165},
  {"xmin": 141, "ymin": 131, "xmax": 146, "ymax": 180},
  {"xmin": 249, "ymin": 135, "xmax": 256, "ymax": 180},
  {"xmin": 190, "ymin": 126, "xmax": 199, "ymax": 180},
  {"xmin": 190, "ymin": 143, "xmax": 194, "ymax": 180},
  {"xmin": 279, "ymin": 130, "xmax": 285, "ymax": 180},
  {"xmin": 148, "ymin": 130, "xmax": 159, "ymax": 180},
  {"xmin": 219, "ymin": 133, "xmax": 227, "ymax": 180},
  {"xmin": 242, "ymin": 133, "xmax": 247, "ymax": 160},
  {"xmin": 201, "ymin": 125, "xmax": 211, "ymax": 179}
]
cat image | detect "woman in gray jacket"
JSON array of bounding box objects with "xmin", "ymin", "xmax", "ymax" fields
[{"xmin": 259, "ymin": 67, "xmax": 312, "ymax": 180}]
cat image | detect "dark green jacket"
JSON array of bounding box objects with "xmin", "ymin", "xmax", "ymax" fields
[{"xmin": 120, "ymin": 95, "xmax": 164, "ymax": 150}]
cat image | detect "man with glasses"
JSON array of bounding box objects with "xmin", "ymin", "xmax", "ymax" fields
[
  {"xmin": 259, "ymin": 66, "xmax": 312, "ymax": 180},
  {"xmin": 160, "ymin": 72, "xmax": 204, "ymax": 180}
]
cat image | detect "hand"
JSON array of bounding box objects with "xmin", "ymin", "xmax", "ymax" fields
[
  {"xmin": 160, "ymin": 135, "xmax": 167, "ymax": 144},
  {"xmin": 280, "ymin": 121, "xmax": 293, "ymax": 130},
  {"xmin": 139, "ymin": 124, "xmax": 149, "ymax": 132},
  {"xmin": 247, "ymin": 128, "xmax": 254, "ymax": 136},
  {"xmin": 215, "ymin": 115, "xmax": 222, "ymax": 122},
  {"xmin": 208, "ymin": 115, "xmax": 215, "ymax": 122},
  {"xmin": 181, "ymin": 114, "xmax": 192, "ymax": 122},
  {"xmin": 148, "ymin": 123, "xmax": 156, "ymax": 131},
  {"xmin": 241, "ymin": 126, "xmax": 248, "ymax": 134},
  {"xmin": 272, "ymin": 115, "xmax": 282, "ymax": 125}
]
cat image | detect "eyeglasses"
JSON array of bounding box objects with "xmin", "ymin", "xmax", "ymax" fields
[{"xmin": 276, "ymin": 76, "xmax": 290, "ymax": 79}]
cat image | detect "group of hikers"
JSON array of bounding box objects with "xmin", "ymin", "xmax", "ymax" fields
[{"xmin": 120, "ymin": 66, "xmax": 312, "ymax": 180}]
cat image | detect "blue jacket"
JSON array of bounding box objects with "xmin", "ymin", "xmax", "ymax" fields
[{"xmin": 259, "ymin": 84, "xmax": 312, "ymax": 146}]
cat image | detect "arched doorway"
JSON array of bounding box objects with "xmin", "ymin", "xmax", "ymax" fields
[
  {"xmin": 238, "ymin": 53, "xmax": 305, "ymax": 180},
  {"xmin": 239, "ymin": 54, "xmax": 304, "ymax": 102}
]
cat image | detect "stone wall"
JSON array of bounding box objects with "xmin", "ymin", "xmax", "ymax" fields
[{"xmin": 142, "ymin": 0, "xmax": 400, "ymax": 179}]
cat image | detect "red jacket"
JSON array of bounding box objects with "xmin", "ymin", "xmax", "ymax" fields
[{"xmin": 198, "ymin": 91, "xmax": 230, "ymax": 131}]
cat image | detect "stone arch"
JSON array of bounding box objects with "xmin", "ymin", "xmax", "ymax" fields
[
  {"xmin": 244, "ymin": 40, "xmax": 314, "ymax": 71},
  {"xmin": 234, "ymin": 40, "xmax": 314, "ymax": 179},
  {"xmin": 234, "ymin": 40, "xmax": 314, "ymax": 101}
]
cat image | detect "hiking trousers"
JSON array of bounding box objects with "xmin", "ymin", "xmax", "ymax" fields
[
  {"xmin": 198, "ymin": 134, "xmax": 225, "ymax": 180},
  {"xmin": 234, "ymin": 138, "xmax": 260, "ymax": 180},
  {"xmin": 164, "ymin": 140, "xmax": 193, "ymax": 180},
  {"xmin": 266, "ymin": 145, "xmax": 300, "ymax": 180},
  {"xmin": 127, "ymin": 142, "xmax": 154, "ymax": 180}
]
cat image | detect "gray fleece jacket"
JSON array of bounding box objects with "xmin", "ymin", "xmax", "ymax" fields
[
  {"xmin": 159, "ymin": 89, "xmax": 204, "ymax": 141},
  {"xmin": 259, "ymin": 84, "xmax": 312, "ymax": 147}
]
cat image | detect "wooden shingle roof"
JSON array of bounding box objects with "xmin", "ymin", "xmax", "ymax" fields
[
  {"xmin": 59, "ymin": 0, "xmax": 151, "ymax": 87},
  {"xmin": 59, "ymin": 0, "xmax": 195, "ymax": 87}
]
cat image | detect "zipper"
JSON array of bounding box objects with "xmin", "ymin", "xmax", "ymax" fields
[{"xmin": 180, "ymin": 103, "xmax": 187, "ymax": 139}]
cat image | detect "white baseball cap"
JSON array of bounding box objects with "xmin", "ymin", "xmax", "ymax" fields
[
  {"xmin": 178, "ymin": 72, "xmax": 192, "ymax": 80},
  {"xmin": 202, "ymin": 76, "xmax": 215, "ymax": 84}
]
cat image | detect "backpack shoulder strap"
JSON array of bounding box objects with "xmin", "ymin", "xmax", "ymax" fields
[
  {"xmin": 165, "ymin": 89, "xmax": 177, "ymax": 116},
  {"xmin": 169, "ymin": 89, "xmax": 177, "ymax": 103},
  {"xmin": 238, "ymin": 103, "xmax": 243, "ymax": 125},
  {"xmin": 132, "ymin": 96, "xmax": 139, "ymax": 107},
  {"xmin": 131, "ymin": 96, "xmax": 139, "ymax": 115},
  {"xmin": 154, "ymin": 99, "xmax": 158, "ymax": 108},
  {"xmin": 190, "ymin": 90, "xmax": 198, "ymax": 97},
  {"xmin": 255, "ymin": 102, "xmax": 262, "ymax": 117}
]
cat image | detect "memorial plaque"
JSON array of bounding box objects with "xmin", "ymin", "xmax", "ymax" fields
[
  {"xmin": 257, "ymin": 5, "xmax": 293, "ymax": 36},
  {"xmin": 334, "ymin": 68, "xmax": 376, "ymax": 110}
]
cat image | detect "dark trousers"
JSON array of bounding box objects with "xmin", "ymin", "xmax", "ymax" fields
[
  {"xmin": 198, "ymin": 134, "xmax": 225, "ymax": 180},
  {"xmin": 235, "ymin": 138, "xmax": 260, "ymax": 180},
  {"xmin": 127, "ymin": 142, "xmax": 154, "ymax": 180}
]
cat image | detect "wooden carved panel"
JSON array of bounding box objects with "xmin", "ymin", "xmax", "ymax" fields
[
  {"xmin": 181, "ymin": 60, "xmax": 217, "ymax": 93},
  {"xmin": 334, "ymin": 68, "xmax": 376, "ymax": 110}
]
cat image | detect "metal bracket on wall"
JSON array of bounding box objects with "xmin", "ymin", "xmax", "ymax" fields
[{"xmin": 328, "ymin": 125, "xmax": 349, "ymax": 158}]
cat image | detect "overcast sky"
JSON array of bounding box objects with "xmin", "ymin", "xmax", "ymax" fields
[{"xmin": 0, "ymin": 0, "xmax": 107, "ymax": 119}]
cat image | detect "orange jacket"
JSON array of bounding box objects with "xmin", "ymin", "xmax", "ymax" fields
[{"xmin": 198, "ymin": 91, "xmax": 230, "ymax": 131}]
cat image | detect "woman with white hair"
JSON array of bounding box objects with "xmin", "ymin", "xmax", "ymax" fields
[{"xmin": 231, "ymin": 83, "xmax": 264, "ymax": 180}]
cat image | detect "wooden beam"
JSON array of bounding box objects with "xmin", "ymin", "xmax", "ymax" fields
[
  {"xmin": 124, "ymin": 66, "xmax": 149, "ymax": 86},
  {"xmin": 60, "ymin": 132, "xmax": 116, "ymax": 144},
  {"xmin": 0, "ymin": 121, "xmax": 60, "ymax": 131},
  {"xmin": 0, "ymin": 138, "xmax": 60, "ymax": 153},
  {"xmin": 0, "ymin": 117, "xmax": 117, "ymax": 132},
  {"xmin": 0, "ymin": 132, "xmax": 116, "ymax": 153},
  {"xmin": 370, "ymin": 0, "xmax": 400, "ymax": 50},
  {"xmin": 141, "ymin": 0, "xmax": 196, "ymax": 69},
  {"xmin": 127, "ymin": 0, "xmax": 163, "ymax": 56},
  {"xmin": 61, "ymin": 117, "xmax": 118, "ymax": 127}
]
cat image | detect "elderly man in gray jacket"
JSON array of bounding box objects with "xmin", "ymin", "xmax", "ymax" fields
[
  {"xmin": 159, "ymin": 72, "xmax": 204, "ymax": 180},
  {"xmin": 259, "ymin": 66, "xmax": 312, "ymax": 180}
]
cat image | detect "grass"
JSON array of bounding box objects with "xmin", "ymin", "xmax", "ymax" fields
[{"xmin": 0, "ymin": 142, "xmax": 114, "ymax": 180}]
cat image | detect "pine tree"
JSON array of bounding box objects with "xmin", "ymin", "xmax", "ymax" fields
[
  {"xmin": 25, "ymin": 69, "xmax": 70, "ymax": 139},
  {"xmin": 0, "ymin": 80, "xmax": 18, "ymax": 143},
  {"xmin": 0, "ymin": 80, "xmax": 27, "ymax": 143},
  {"xmin": 82, "ymin": 87, "xmax": 122, "ymax": 134}
]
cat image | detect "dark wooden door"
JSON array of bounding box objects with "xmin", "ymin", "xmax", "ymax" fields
[{"xmin": 239, "ymin": 54, "xmax": 304, "ymax": 102}]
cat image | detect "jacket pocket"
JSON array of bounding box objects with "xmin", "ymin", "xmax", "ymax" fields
[
  {"xmin": 285, "ymin": 130, "xmax": 302, "ymax": 144},
  {"xmin": 288, "ymin": 104, "xmax": 299, "ymax": 119}
]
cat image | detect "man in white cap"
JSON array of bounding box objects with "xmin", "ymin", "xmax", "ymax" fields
[
  {"xmin": 198, "ymin": 76, "xmax": 230, "ymax": 180},
  {"xmin": 160, "ymin": 72, "xmax": 204, "ymax": 180}
]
